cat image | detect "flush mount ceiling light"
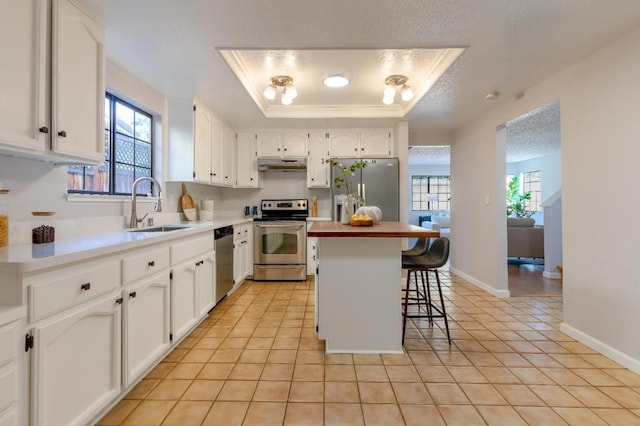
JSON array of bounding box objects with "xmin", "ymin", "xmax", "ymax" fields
[
  {"xmin": 263, "ymin": 75, "xmax": 298, "ymax": 105},
  {"xmin": 382, "ymin": 74, "xmax": 414, "ymax": 105},
  {"xmin": 323, "ymin": 75, "xmax": 350, "ymax": 88}
]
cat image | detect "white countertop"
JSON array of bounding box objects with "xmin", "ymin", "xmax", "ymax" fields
[{"xmin": 0, "ymin": 217, "xmax": 252, "ymax": 272}]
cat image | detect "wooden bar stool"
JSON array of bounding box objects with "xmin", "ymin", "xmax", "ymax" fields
[{"xmin": 401, "ymin": 237, "xmax": 451, "ymax": 345}]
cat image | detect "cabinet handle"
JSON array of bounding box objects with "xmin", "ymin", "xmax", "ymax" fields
[
  {"xmin": 80, "ymin": 282, "xmax": 91, "ymax": 291},
  {"xmin": 311, "ymin": 178, "xmax": 314, "ymax": 181},
  {"xmin": 284, "ymin": 148, "xmax": 287, "ymax": 151},
  {"xmin": 354, "ymin": 148, "xmax": 357, "ymax": 151},
  {"xmin": 129, "ymin": 291, "xmax": 137, "ymax": 298},
  {"xmin": 196, "ymin": 260, "xmax": 204, "ymax": 266},
  {"xmin": 250, "ymin": 178, "xmax": 253, "ymax": 181},
  {"xmin": 115, "ymin": 297, "xmax": 123, "ymax": 305},
  {"xmin": 58, "ymin": 130, "xmax": 67, "ymax": 137},
  {"xmin": 213, "ymin": 173, "xmax": 217, "ymax": 176},
  {"xmin": 361, "ymin": 147, "xmax": 364, "ymax": 151},
  {"xmin": 148, "ymin": 260, "xmax": 155, "ymax": 267},
  {"xmin": 39, "ymin": 126, "xmax": 49, "ymax": 134}
]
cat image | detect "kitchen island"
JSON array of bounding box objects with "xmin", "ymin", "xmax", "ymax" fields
[{"xmin": 308, "ymin": 221, "xmax": 439, "ymax": 353}]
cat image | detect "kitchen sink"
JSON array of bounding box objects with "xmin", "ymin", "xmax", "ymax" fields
[{"xmin": 129, "ymin": 225, "xmax": 190, "ymax": 233}]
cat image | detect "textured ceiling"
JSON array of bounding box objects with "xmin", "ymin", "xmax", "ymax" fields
[
  {"xmin": 219, "ymin": 48, "xmax": 463, "ymax": 118},
  {"xmin": 409, "ymin": 100, "xmax": 561, "ymax": 165},
  {"xmin": 78, "ymin": 0, "xmax": 640, "ymax": 137}
]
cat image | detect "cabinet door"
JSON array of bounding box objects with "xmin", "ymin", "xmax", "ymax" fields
[
  {"xmin": 0, "ymin": 0, "xmax": 48, "ymax": 153},
  {"xmin": 222, "ymin": 125, "xmax": 236, "ymax": 186},
  {"xmin": 210, "ymin": 115, "xmax": 224, "ymax": 185},
  {"xmin": 236, "ymin": 132, "xmax": 259, "ymax": 188},
  {"xmin": 360, "ymin": 129, "xmax": 392, "ymax": 157},
  {"xmin": 31, "ymin": 296, "xmax": 121, "ymax": 426},
  {"xmin": 171, "ymin": 260, "xmax": 198, "ymax": 342},
  {"xmin": 51, "ymin": 0, "xmax": 105, "ymax": 163},
  {"xmin": 328, "ymin": 131, "xmax": 359, "ymax": 157},
  {"xmin": 282, "ymin": 131, "xmax": 308, "ymax": 157},
  {"xmin": 123, "ymin": 273, "xmax": 170, "ymax": 388},
  {"xmin": 196, "ymin": 253, "xmax": 215, "ymax": 317},
  {"xmin": 307, "ymin": 132, "xmax": 329, "ymax": 188},
  {"xmin": 193, "ymin": 101, "xmax": 212, "ymax": 184},
  {"xmin": 233, "ymin": 242, "xmax": 243, "ymax": 286},
  {"xmin": 244, "ymin": 227, "xmax": 253, "ymax": 278},
  {"xmin": 256, "ymin": 132, "xmax": 282, "ymax": 158}
]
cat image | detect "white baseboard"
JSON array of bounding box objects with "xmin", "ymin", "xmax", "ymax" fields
[
  {"xmin": 560, "ymin": 323, "xmax": 640, "ymax": 375},
  {"xmin": 543, "ymin": 271, "xmax": 562, "ymax": 279},
  {"xmin": 449, "ymin": 267, "xmax": 511, "ymax": 298}
]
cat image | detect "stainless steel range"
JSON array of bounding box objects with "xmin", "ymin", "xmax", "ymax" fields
[{"xmin": 253, "ymin": 199, "xmax": 308, "ymax": 281}]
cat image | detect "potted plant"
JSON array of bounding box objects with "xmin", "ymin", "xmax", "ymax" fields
[
  {"xmin": 322, "ymin": 158, "xmax": 374, "ymax": 205},
  {"xmin": 506, "ymin": 176, "xmax": 534, "ymax": 218}
]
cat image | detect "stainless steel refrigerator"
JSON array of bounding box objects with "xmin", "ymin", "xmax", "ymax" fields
[{"xmin": 331, "ymin": 158, "xmax": 399, "ymax": 221}]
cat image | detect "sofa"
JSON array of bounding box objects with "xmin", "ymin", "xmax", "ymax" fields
[
  {"xmin": 507, "ymin": 217, "xmax": 544, "ymax": 258},
  {"xmin": 420, "ymin": 212, "xmax": 451, "ymax": 238}
]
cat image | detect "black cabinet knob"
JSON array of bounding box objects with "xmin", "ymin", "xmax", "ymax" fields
[
  {"xmin": 148, "ymin": 260, "xmax": 155, "ymax": 267},
  {"xmin": 58, "ymin": 130, "xmax": 67, "ymax": 137},
  {"xmin": 39, "ymin": 126, "xmax": 49, "ymax": 134},
  {"xmin": 129, "ymin": 291, "xmax": 137, "ymax": 298},
  {"xmin": 80, "ymin": 282, "xmax": 91, "ymax": 291}
]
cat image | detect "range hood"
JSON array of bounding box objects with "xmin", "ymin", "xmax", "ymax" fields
[{"xmin": 257, "ymin": 158, "xmax": 307, "ymax": 172}]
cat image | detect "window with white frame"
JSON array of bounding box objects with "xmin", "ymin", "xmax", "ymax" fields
[
  {"xmin": 411, "ymin": 175, "xmax": 450, "ymax": 211},
  {"xmin": 522, "ymin": 170, "xmax": 541, "ymax": 212},
  {"xmin": 67, "ymin": 93, "xmax": 154, "ymax": 195}
]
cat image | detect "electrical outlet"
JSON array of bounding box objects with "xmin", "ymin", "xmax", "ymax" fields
[{"xmin": 147, "ymin": 217, "xmax": 154, "ymax": 226}]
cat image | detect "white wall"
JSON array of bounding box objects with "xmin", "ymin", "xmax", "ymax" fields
[
  {"xmin": 507, "ymin": 151, "xmax": 561, "ymax": 225},
  {"xmin": 451, "ymin": 25, "xmax": 640, "ymax": 371},
  {"xmin": 407, "ymin": 163, "xmax": 450, "ymax": 226}
]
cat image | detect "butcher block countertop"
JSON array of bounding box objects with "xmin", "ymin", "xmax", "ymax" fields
[{"xmin": 308, "ymin": 221, "xmax": 440, "ymax": 238}]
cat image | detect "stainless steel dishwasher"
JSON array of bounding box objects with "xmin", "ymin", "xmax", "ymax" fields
[{"xmin": 214, "ymin": 225, "xmax": 234, "ymax": 303}]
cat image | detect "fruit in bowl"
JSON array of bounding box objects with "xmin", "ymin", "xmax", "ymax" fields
[{"xmin": 349, "ymin": 213, "xmax": 374, "ymax": 226}]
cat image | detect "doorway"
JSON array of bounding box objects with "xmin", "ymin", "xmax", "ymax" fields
[{"xmin": 503, "ymin": 101, "xmax": 563, "ymax": 296}]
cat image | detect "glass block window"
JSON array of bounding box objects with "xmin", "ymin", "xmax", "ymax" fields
[
  {"xmin": 67, "ymin": 93, "xmax": 153, "ymax": 195},
  {"xmin": 411, "ymin": 176, "xmax": 451, "ymax": 211},
  {"xmin": 522, "ymin": 170, "xmax": 542, "ymax": 212}
]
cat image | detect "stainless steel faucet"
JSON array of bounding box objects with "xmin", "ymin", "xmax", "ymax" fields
[{"xmin": 129, "ymin": 177, "xmax": 162, "ymax": 228}]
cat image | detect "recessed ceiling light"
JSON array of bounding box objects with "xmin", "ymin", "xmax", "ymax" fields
[{"xmin": 323, "ymin": 75, "xmax": 350, "ymax": 88}]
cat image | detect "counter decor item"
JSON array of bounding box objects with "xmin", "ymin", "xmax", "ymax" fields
[
  {"xmin": 355, "ymin": 206, "xmax": 382, "ymax": 224},
  {"xmin": 0, "ymin": 188, "xmax": 8, "ymax": 247},
  {"xmin": 201, "ymin": 199, "xmax": 214, "ymax": 221},
  {"xmin": 183, "ymin": 208, "xmax": 197, "ymax": 221},
  {"xmin": 180, "ymin": 183, "xmax": 195, "ymax": 210},
  {"xmin": 311, "ymin": 196, "xmax": 318, "ymax": 217},
  {"xmin": 339, "ymin": 194, "xmax": 356, "ymax": 224},
  {"xmin": 32, "ymin": 211, "xmax": 55, "ymax": 244},
  {"xmin": 349, "ymin": 214, "xmax": 374, "ymax": 226}
]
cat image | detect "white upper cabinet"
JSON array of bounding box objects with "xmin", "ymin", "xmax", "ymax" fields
[
  {"xmin": 327, "ymin": 129, "xmax": 392, "ymax": 158},
  {"xmin": 167, "ymin": 99, "xmax": 234, "ymax": 186},
  {"xmin": 210, "ymin": 115, "xmax": 225, "ymax": 185},
  {"xmin": 257, "ymin": 131, "xmax": 308, "ymax": 158},
  {"xmin": 193, "ymin": 100, "xmax": 213, "ymax": 184},
  {"xmin": 256, "ymin": 132, "xmax": 282, "ymax": 158},
  {"xmin": 0, "ymin": 0, "xmax": 48, "ymax": 153},
  {"xmin": 360, "ymin": 129, "xmax": 392, "ymax": 157},
  {"xmin": 307, "ymin": 131, "xmax": 330, "ymax": 188},
  {"xmin": 51, "ymin": 0, "xmax": 105, "ymax": 163},
  {"xmin": 223, "ymin": 124, "xmax": 236, "ymax": 186},
  {"xmin": 0, "ymin": 0, "xmax": 105, "ymax": 163},
  {"xmin": 282, "ymin": 131, "xmax": 308, "ymax": 157},
  {"xmin": 236, "ymin": 132, "xmax": 260, "ymax": 188}
]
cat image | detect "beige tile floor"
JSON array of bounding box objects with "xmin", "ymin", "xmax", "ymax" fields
[{"xmin": 98, "ymin": 272, "xmax": 640, "ymax": 425}]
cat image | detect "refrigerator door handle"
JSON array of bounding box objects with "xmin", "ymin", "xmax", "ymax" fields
[
  {"xmin": 357, "ymin": 183, "xmax": 361, "ymax": 197},
  {"xmin": 362, "ymin": 183, "xmax": 366, "ymax": 202}
]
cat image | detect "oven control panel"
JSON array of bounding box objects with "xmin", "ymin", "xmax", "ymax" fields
[{"xmin": 261, "ymin": 199, "xmax": 307, "ymax": 211}]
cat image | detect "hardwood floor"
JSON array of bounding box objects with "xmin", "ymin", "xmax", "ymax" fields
[{"xmin": 508, "ymin": 258, "xmax": 562, "ymax": 297}]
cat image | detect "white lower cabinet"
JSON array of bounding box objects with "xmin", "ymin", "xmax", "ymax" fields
[
  {"xmin": 170, "ymin": 260, "xmax": 198, "ymax": 343},
  {"xmin": 122, "ymin": 273, "xmax": 170, "ymax": 388},
  {"xmin": 31, "ymin": 295, "xmax": 121, "ymax": 426},
  {"xmin": 195, "ymin": 253, "xmax": 216, "ymax": 318},
  {"xmin": 233, "ymin": 223, "xmax": 252, "ymax": 286},
  {"xmin": 0, "ymin": 313, "xmax": 26, "ymax": 426}
]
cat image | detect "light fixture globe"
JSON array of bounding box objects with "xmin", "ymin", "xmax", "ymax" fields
[
  {"xmin": 401, "ymin": 85, "xmax": 414, "ymax": 101},
  {"xmin": 383, "ymin": 84, "xmax": 396, "ymax": 99},
  {"xmin": 263, "ymin": 84, "xmax": 276, "ymax": 100},
  {"xmin": 323, "ymin": 75, "xmax": 350, "ymax": 88}
]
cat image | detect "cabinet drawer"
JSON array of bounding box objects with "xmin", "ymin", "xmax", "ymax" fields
[
  {"xmin": 0, "ymin": 368, "xmax": 16, "ymax": 414},
  {"xmin": 171, "ymin": 234, "xmax": 214, "ymax": 265},
  {"xmin": 123, "ymin": 246, "xmax": 170, "ymax": 285},
  {"xmin": 27, "ymin": 260, "xmax": 120, "ymax": 322}
]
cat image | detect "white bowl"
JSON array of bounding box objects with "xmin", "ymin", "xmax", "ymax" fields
[{"xmin": 183, "ymin": 208, "xmax": 197, "ymax": 221}]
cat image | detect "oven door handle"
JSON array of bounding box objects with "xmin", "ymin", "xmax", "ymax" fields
[{"xmin": 255, "ymin": 224, "xmax": 304, "ymax": 229}]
